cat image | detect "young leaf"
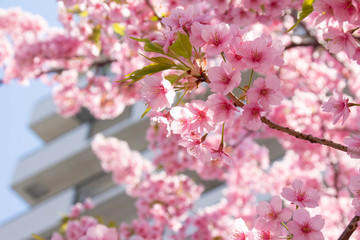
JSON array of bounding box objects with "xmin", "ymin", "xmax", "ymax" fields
[
  {"xmin": 169, "ymin": 33, "xmax": 193, "ymax": 59},
  {"xmin": 139, "ymin": 53, "xmax": 176, "ymax": 65},
  {"xmin": 144, "ymin": 41, "xmax": 166, "ymax": 55},
  {"xmin": 287, "ymin": 0, "xmax": 315, "ymax": 32},
  {"xmin": 141, "ymin": 107, "xmax": 152, "ymax": 118},
  {"xmin": 113, "ymin": 23, "xmax": 125, "ymax": 36},
  {"xmin": 130, "ymin": 36, "xmax": 151, "ymax": 42},
  {"xmin": 122, "ymin": 63, "xmax": 175, "ymax": 83},
  {"xmin": 108, "ymin": 221, "xmax": 118, "ymax": 228},
  {"xmin": 79, "ymin": 10, "xmax": 88, "ymax": 17},
  {"xmin": 148, "ymin": 57, "xmax": 176, "ymax": 65},
  {"xmin": 32, "ymin": 234, "xmax": 46, "ymax": 240},
  {"xmin": 89, "ymin": 24, "xmax": 102, "ymax": 49},
  {"xmin": 165, "ymin": 74, "xmax": 179, "ymax": 84}
]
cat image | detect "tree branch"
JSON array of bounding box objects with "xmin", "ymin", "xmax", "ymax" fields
[
  {"xmin": 338, "ymin": 216, "xmax": 360, "ymax": 240},
  {"xmin": 227, "ymin": 92, "xmax": 348, "ymax": 153},
  {"xmin": 145, "ymin": 0, "xmax": 161, "ymax": 20},
  {"xmin": 36, "ymin": 57, "xmax": 115, "ymax": 77}
]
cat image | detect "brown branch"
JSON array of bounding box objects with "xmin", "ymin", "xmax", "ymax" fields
[
  {"xmin": 145, "ymin": 0, "xmax": 162, "ymax": 21},
  {"xmin": 227, "ymin": 92, "xmax": 348, "ymax": 153},
  {"xmin": 284, "ymin": 41, "xmax": 320, "ymax": 50},
  {"xmin": 36, "ymin": 57, "xmax": 115, "ymax": 77},
  {"xmin": 338, "ymin": 216, "xmax": 360, "ymax": 240}
]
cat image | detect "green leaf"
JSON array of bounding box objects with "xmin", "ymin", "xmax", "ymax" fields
[
  {"xmin": 108, "ymin": 221, "xmax": 118, "ymax": 228},
  {"xmin": 79, "ymin": 10, "xmax": 88, "ymax": 17},
  {"xmin": 59, "ymin": 222, "xmax": 68, "ymax": 235},
  {"xmin": 130, "ymin": 36, "xmax": 151, "ymax": 42},
  {"xmin": 113, "ymin": 23, "xmax": 125, "ymax": 36},
  {"xmin": 95, "ymin": 216, "xmax": 104, "ymax": 224},
  {"xmin": 165, "ymin": 74, "xmax": 179, "ymax": 84},
  {"xmin": 122, "ymin": 64, "xmax": 175, "ymax": 83},
  {"xmin": 148, "ymin": 57, "xmax": 176, "ymax": 65},
  {"xmin": 141, "ymin": 107, "xmax": 152, "ymax": 118},
  {"xmin": 151, "ymin": 15, "xmax": 159, "ymax": 21},
  {"xmin": 32, "ymin": 234, "xmax": 46, "ymax": 240},
  {"xmin": 287, "ymin": 0, "xmax": 315, "ymax": 32},
  {"xmin": 61, "ymin": 216, "xmax": 70, "ymax": 224},
  {"xmin": 89, "ymin": 25, "xmax": 102, "ymax": 50},
  {"xmin": 138, "ymin": 53, "xmax": 176, "ymax": 65},
  {"xmin": 144, "ymin": 42, "xmax": 166, "ymax": 55},
  {"xmin": 169, "ymin": 33, "xmax": 193, "ymax": 60}
]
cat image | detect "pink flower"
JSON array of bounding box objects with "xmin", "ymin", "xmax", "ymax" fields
[
  {"xmin": 200, "ymin": 23, "xmax": 232, "ymax": 57},
  {"xmin": 256, "ymin": 196, "xmax": 292, "ymax": 231},
  {"xmin": 179, "ymin": 132, "xmax": 212, "ymax": 163},
  {"xmin": 242, "ymin": 0, "xmax": 270, "ymax": 12},
  {"xmin": 226, "ymin": 38, "xmax": 248, "ymax": 71},
  {"xmin": 324, "ymin": 26, "xmax": 358, "ymax": 58},
  {"xmin": 230, "ymin": 218, "xmax": 254, "ymax": 240},
  {"xmin": 321, "ymin": 90, "xmax": 350, "ymax": 125},
  {"xmin": 235, "ymin": 36, "xmax": 284, "ymax": 74},
  {"xmin": 281, "ymin": 179, "xmax": 320, "ymax": 208},
  {"xmin": 187, "ymin": 100, "xmax": 215, "ymax": 133},
  {"xmin": 344, "ymin": 135, "xmax": 360, "ymax": 159},
  {"xmin": 287, "ymin": 209, "xmax": 325, "ymax": 240},
  {"xmin": 247, "ymin": 75, "xmax": 282, "ymax": 110},
  {"xmin": 331, "ymin": 0, "xmax": 359, "ymax": 23},
  {"xmin": 207, "ymin": 93, "xmax": 240, "ymax": 125},
  {"xmin": 349, "ymin": 174, "xmax": 360, "ymax": 197},
  {"xmin": 210, "ymin": 148, "xmax": 233, "ymax": 166},
  {"xmin": 353, "ymin": 198, "xmax": 360, "ymax": 216},
  {"xmin": 79, "ymin": 224, "xmax": 118, "ymax": 240},
  {"xmin": 313, "ymin": 0, "xmax": 335, "ymax": 24},
  {"xmin": 53, "ymin": 84, "xmax": 83, "ymax": 118},
  {"xmin": 51, "ymin": 233, "xmax": 64, "ymax": 240},
  {"xmin": 140, "ymin": 74, "xmax": 175, "ymax": 112},
  {"xmin": 252, "ymin": 228, "xmax": 279, "ymax": 240},
  {"xmin": 155, "ymin": 26, "xmax": 176, "ymax": 53},
  {"xmin": 83, "ymin": 198, "xmax": 95, "ymax": 210},
  {"xmin": 241, "ymin": 103, "xmax": 264, "ymax": 131},
  {"xmin": 208, "ymin": 61, "xmax": 242, "ymax": 95},
  {"xmin": 170, "ymin": 106, "xmax": 194, "ymax": 136},
  {"xmin": 69, "ymin": 202, "xmax": 83, "ymax": 218}
]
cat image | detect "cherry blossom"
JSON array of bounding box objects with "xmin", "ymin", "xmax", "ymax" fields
[
  {"xmin": 344, "ymin": 135, "xmax": 360, "ymax": 159},
  {"xmin": 230, "ymin": 218, "xmax": 253, "ymax": 240},
  {"xmin": 206, "ymin": 93, "xmax": 240, "ymax": 126},
  {"xmin": 6, "ymin": 1, "xmax": 360, "ymax": 240},
  {"xmin": 281, "ymin": 179, "xmax": 320, "ymax": 208},
  {"xmin": 208, "ymin": 61, "xmax": 242, "ymax": 95},
  {"xmin": 79, "ymin": 224, "xmax": 118, "ymax": 240},
  {"xmin": 247, "ymin": 74, "xmax": 282, "ymax": 110},
  {"xmin": 287, "ymin": 209, "xmax": 325, "ymax": 240},
  {"xmin": 235, "ymin": 36, "xmax": 284, "ymax": 74},
  {"xmin": 322, "ymin": 90, "xmax": 351, "ymax": 125},
  {"xmin": 197, "ymin": 22, "xmax": 232, "ymax": 57},
  {"xmin": 324, "ymin": 26, "xmax": 358, "ymax": 58},
  {"xmin": 241, "ymin": 103, "xmax": 264, "ymax": 131},
  {"xmin": 187, "ymin": 100, "xmax": 215, "ymax": 133},
  {"xmin": 255, "ymin": 196, "xmax": 292, "ymax": 232},
  {"xmin": 140, "ymin": 74, "xmax": 175, "ymax": 112}
]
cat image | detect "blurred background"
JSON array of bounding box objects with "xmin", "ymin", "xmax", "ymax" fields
[{"xmin": 0, "ymin": 0, "xmax": 58, "ymax": 225}]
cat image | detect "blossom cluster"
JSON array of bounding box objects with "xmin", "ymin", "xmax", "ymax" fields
[
  {"xmin": 3, "ymin": 0, "xmax": 360, "ymax": 239},
  {"xmin": 231, "ymin": 179, "xmax": 325, "ymax": 240}
]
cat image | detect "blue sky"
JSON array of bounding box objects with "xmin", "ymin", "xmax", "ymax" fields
[{"xmin": 0, "ymin": 0, "xmax": 60, "ymax": 225}]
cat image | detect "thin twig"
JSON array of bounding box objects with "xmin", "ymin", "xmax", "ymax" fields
[
  {"xmin": 226, "ymin": 92, "xmax": 348, "ymax": 153},
  {"xmin": 145, "ymin": 0, "xmax": 162, "ymax": 21},
  {"xmin": 36, "ymin": 58, "xmax": 115, "ymax": 77},
  {"xmin": 338, "ymin": 216, "xmax": 360, "ymax": 240}
]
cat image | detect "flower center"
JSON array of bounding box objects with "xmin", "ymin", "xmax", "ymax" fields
[
  {"xmin": 211, "ymin": 32, "xmax": 221, "ymax": 46},
  {"xmin": 251, "ymin": 50, "xmax": 262, "ymax": 62},
  {"xmin": 301, "ymin": 224, "xmax": 311, "ymax": 233}
]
